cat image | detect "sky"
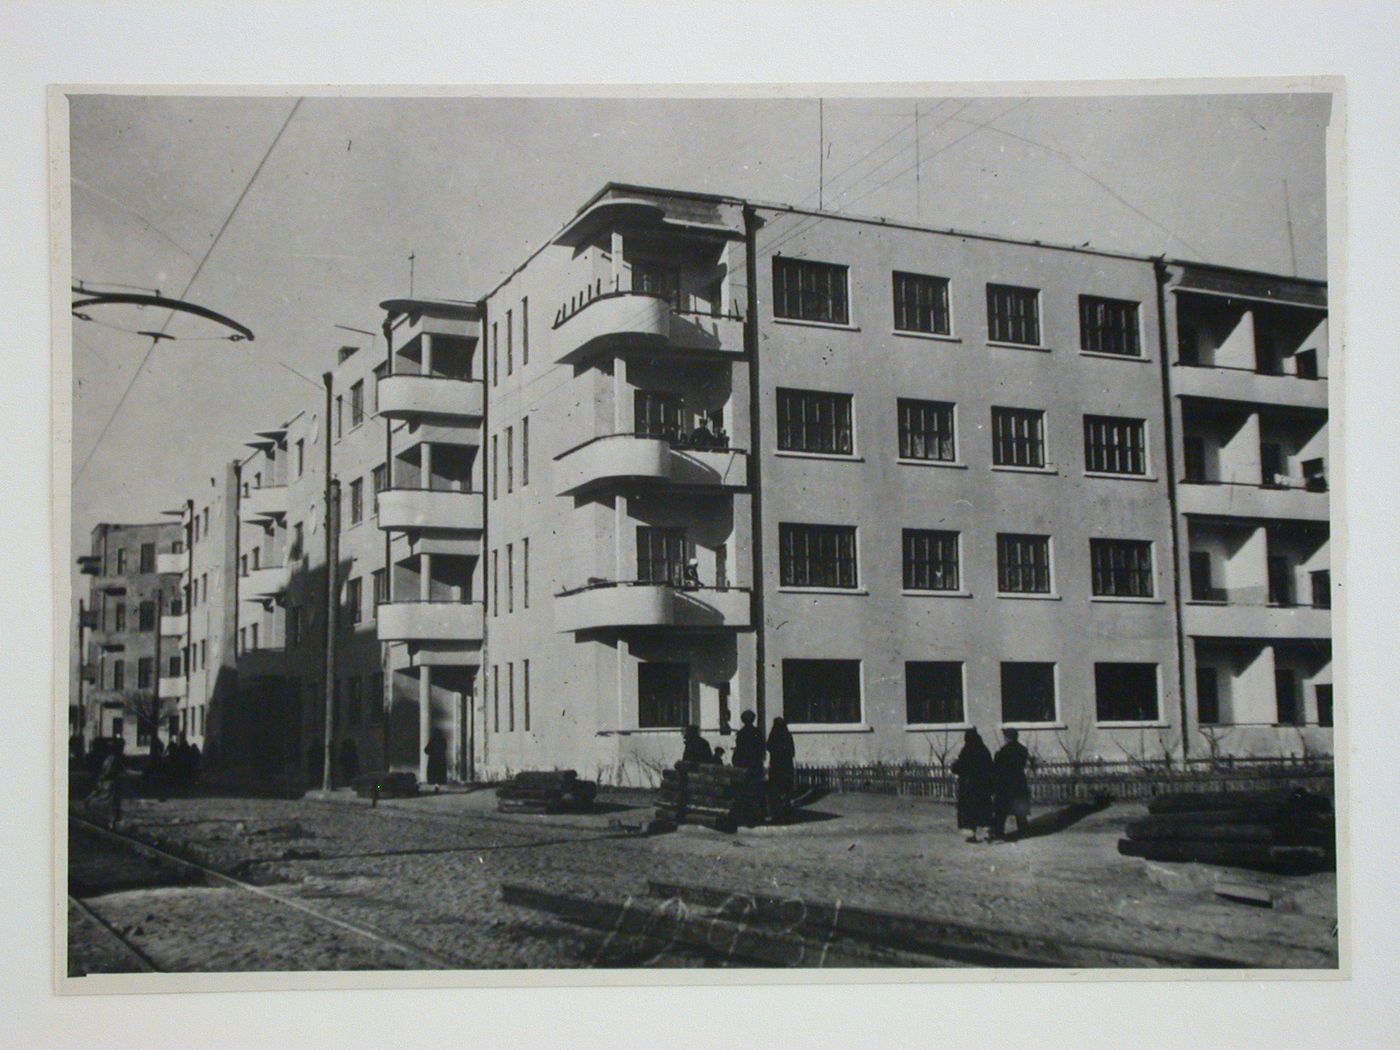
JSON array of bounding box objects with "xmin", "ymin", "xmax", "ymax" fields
[{"xmin": 67, "ymin": 91, "xmax": 1331, "ymax": 550}]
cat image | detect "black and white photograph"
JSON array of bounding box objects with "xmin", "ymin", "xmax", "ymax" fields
[{"xmin": 54, "ymin": 83, "xmax": 1346, "ymax": 984}]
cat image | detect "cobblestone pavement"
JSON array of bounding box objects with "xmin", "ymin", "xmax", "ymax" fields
[{"xmin": 67, "ymin": 786, "xmax": 1339, "ymax": 973}]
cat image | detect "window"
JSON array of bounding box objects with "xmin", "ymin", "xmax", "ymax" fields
[
  {"xmin": 1275, "ymin": 669, "xmax": 1302, "ymax": 725},
  {"xmin": 295, "ymin": 439, "xmax": 305, "ymax": 478},
  {"xmin": 636, "ymin": 390, "xmax": 686, "ymax": 440},
  {"xmin": 350, "ymin": 380, "xmax": 364, "ymax": 427},
  {"xmin": 116, "ymin": 548, "xmax": 128, "ymax": 574},
  {"xmin": 336, "ymin": 394, "xmax": 344, "ymax": 438},
  {"xmin": 1084, "ymin": 415, "xmax": 1147, "ymax": 475},
  {"xmin": 1196, "ymin": 666, "xmax": 1220, "ymax": 725},
  {"xmin": 783, "ymin": 659, "xmax": 862, "ymax": 724},
  {"xmin": 140, "ymin": 543, "xmax": 156, "ymax": 573},
  {"xmin": 346, "ymin": 577, "xmax": 362, "ymax": 626},
  {"xmin": 1295, "ymin": 348, "xmax": 1319, "ymax": 380},
  {"xmin": 199, "ymin": 640, "xmax": 207, "ymax": 670},
  {"xmin": 192, "ymin": 516, "xmax": 200, "ymax": 544},
  {"xmin": 508, "ymin": 663, "xmax": 515, "ymax": 731},
  {"xmin": 1183, "ymin": 435, "xmax": 1207, "ymax": 482},
  {"xmin": 492, "ymin": 435, "xmax": 498, "ymax": 498},
  {"xmin": 776, "ymin": 388, "xmax": 854, "ymax": 455},
  {"xmin": 892, "ymin": 271, "xmax": 951, "ymax": 335},
  {"xmin": 349, "ymin": 478, "xmax": 364, "ymax": 524},
  {"xmin": 523, "ymin": 659, "xmax": 530, "ymax": 731},
  {"xmin": 506, "ymin": 426, "xmax": 514, "ymax": 493},
  {"xmin": 371, "ymin": 463, "xmax": 387, "ymax": 502},
  {"xmin": 250, "ymin": 623, "xmax": 259, "ymax": 650},
  {"xmin": 521, "ymin": 417, "xmax": 529, "ymax": 486},
  {"xmin": 1079, "ymin": 295, "xmax": 1141, "ymax": 356},
  {"xmin": 986, "ymin": 283, "xmax": 1040, "ymax": 345},
  {"xmin": 1311, "ymin": 570, "xmax": 1331, "ymax": 609},
  {"xmin": 1302, "ymin": 458, "xmax": 1327, "ymax": 493},
  {"xmin": 373, "ymin": 568, "xmax": 389, "ymax": 607},
  {"xmin": 507, "ymin": 543, "xmax": 514, "ymax": 613},
  {"xmin": 168, "ymin": 654, "xmax": 180, "ymax": 677},
  {"xmin": 111, "ymin": 717, "xmax": 124, "ymax": 740},
  {"xmin": 1090, "ymin": 539, "xmax": 1155, "ymax": 598},
  {"xmin": 491, "ymin": 549, "xmax": 498, "ymax": 613},
  {"xmin": 906, "ymin": 661, "xmax": 964, "ymax": 724},
  {"xmin": 291, "ymin": 522, "xmax": 304, "ymax": 561},
  {"xmin": 138, "ymin": 657, "xmax": 154, "ymax": 689},
  {"xmin": 997, "ymin": 534, "xmax": 1052, "ymax": 594},
  {"xmin": 506, "ymin": 309, "xmax": 513, "ymax": 376},
  {"xmin": 1316, "ymin": 684, "xmax": 1333, "ymax": 728},
  {"xmin": 521, "ymin": 296, "xmax": 529, "ymax": 366},
  {"xmin": 1001, "ymin": 662, "xmax": 1056, "ymax": 723},
  {"xmin": 779, "ymin": 523, "xmax": 858, "ymax": 589},
  {"xmin": 493, "ymin": 666, "xmax": 500, "ymax": 732},
  {"xmin": 112, "ymin": 660, "xmax": 125, "ymax": 690},
  {"xmin": 637, "ymin": 527, "xmax": 688, "ymax": 586},
  {"xmin": 772, "ymin": 256, "xmax": 849, "ymax": 325},
  {"xmin": 372, "ymin": 362, "xmax": 387, "ymax": 413},
  {"xmin": 1095, "ymin": 663, "xmax": 1159, "ymax": 722},
  {"xmin": 491, "ymin": 322, "xmax": 498, "ymax": 387},
  {"xmin": 202, "ymin": 508, "xmax": 209, "ymax": 536},
  {"xmin": 1189, "ymin": 551, "xmax": 1216, "ymax": 602},
  {"xmin": 903, "ymin": 529, "xmax": 960, "ymax": 591},
  {"xmin": 1260, "ymin": 442, "xmax": 1286, "ymax": 486},
  {"xmin": 522, "ymin": 538, "xmax": 530, "ymax": 608},
  {"xmin": 348, "ymin": 676, "xmax": 362, "ymax": 728},
  {"xmin": 991, "ymin": 407, "xmax": 1046, "ymax": 468},
  {"xmin": 639, "ymin": 662, "xmax": 690, "ymax": 728},
  {"xmin": 897, "ymin": 398, "xmax": 956, "ymax": 462},
  {"xmin": 138, "ymin": 601, "xmax": 156, "ymax": 631},
  {"xmin": 136, "ymin": 718, "xmax": 151, "ymax": 746},
  {"xmin": 113, "ymin": 603, "xmax": 126, "ymax": 632}
]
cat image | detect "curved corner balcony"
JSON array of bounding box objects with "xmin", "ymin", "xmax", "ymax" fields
[
  {"xmin": 241, "ymin": 484, "xmax": 287, "ymax": 522},
  {"xmin": 377, "ymin": 600, "xmax": 484, "ymax": 643},
  {"xmin": 156, "ymin": 550, "xmax": 189, "ymax": 575},
  {"xmin": 159, "ymin": 613, "xmax": 186, "ymax": 637},
  {"xmin": 377, "ymin": 373, "xmax": 484, "ymax": 421},
  {"xmin": 377, "ymin": 488, "xmax": 484, "ymax": 534},
  {"xmin": 554, "ymin": 435, "xmax": 749, "ymax": 496},
  {"xmin": 240, "ymin": 563, "xmax": 288, "ymax": 603},
  {"xmin": 554, "ymin": 582, "xmax": 751, "ymax": 633},
  {"xmin": 552, "ymin": 291, "xmax": 744, "ymax": 365}
]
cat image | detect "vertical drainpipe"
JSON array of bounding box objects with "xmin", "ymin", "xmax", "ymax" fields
[
  {"xmin": 1153, "ymin": 259, "xmax": 1191, "ymax": 762},
  {"xmin": 743, "ymin": 205, "xmax": 767, "ymax": 728},
  {"xmin": 322, "ymin": 371, "xmax": 340, "ymax": 790}
]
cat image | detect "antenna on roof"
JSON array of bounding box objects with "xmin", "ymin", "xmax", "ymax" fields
[
  {"xmin": 408, "ymin": 251, "xmax": 416, "ymax": 297},
  {"xmin": 1282, "ymin": 179, "xmax": 1298, "ymax": 277}
]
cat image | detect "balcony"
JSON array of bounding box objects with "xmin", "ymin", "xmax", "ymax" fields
[
  {"xmin": 159, "ymin": 614, "xmax": 185, "ymax": 637},
  {"xmin": 241, "ymin": 483, "xmax": 287, "ymax": 521},
  {"xmin": 377, "ymin": 600, "xmax": 484, "ymax": 643},
  {"xmin": 554, "ymin": 435, "xmax": 749, "ymax": 496},
  {"xmin": 555, "ymin": 582, "xmax": 752, "ymax": 633},
  {"xmin": 158, "ymin": 676, "xmax": 187, "ymax": 699},
  {"xmin": 552, "ymin": 290, "xmax": 744, "ymax": 364},
  {"xmin": 1173, "ymin": 364, "xmax": 1328, "ymax": 411},
  {"xmin": 377, "ymin": 488, "xmax": 484, "ymax": 534},
  {"xmin": 1183, "ymin": 601, "xmax": 1332, "ymax": 640},
  {"xmin": 241, "ymin": 563, "xmax": 288, "ymax": 602},
  {"xmin": 1178, "ymin": 481, "xmax": 1329, "ymax": 523},
  {"xmin": 377, "ymin": 373, "xmax": 484, "ymax": 421},
  {"xmin": 156, "ymin": 550, "xmax": 189, "ymax": 575}
]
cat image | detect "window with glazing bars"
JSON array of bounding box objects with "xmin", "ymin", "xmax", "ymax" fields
[
  {"xmin": 906, "ymin": 661, "xmax": 964, "ymax": 724},
  {"xmin": 897, "ymin": 398, "xmax": 956, "ymax": 461},
  {"xmin": 1095, "ymin": 663, "xmax": 1159, "ymax": 722},
  {"xmin": 349, "ymin": 478, "xmax": 363, "ymax": 524},
  {"xmin": 986, "ymin": 283, "xmax": 1040, "ymax": 345},
  {"xmin": 140, "ymin": 542, "xmax": 156, "ymax": 573},
  {"xmin": 346, "ymin": 576, "xmax": 362, "ymax": 625},
  {"xmin": 783, "ymin": 659, "xmax": 861, "ymax": 724},
  {"xmin": 772, "ymin": 257, "xmax": 849, "ymax": 325},
  {"xmin": 371, "ymin": 463, "xmax": 387, "ymax": 500},
  {"xmin": 1090, "ymin": 539, "xmax": 1154, "ymax": 597},
  {"xmin": 639, "ymin": 662, "xmax": 690, "ymax": 728},
  {"xmin": 1079, "ymin": 295, "xmax": 1140, "ymax": 356},
  {"xmin": 1084, "ymin": 415, "xmax": 1146, "ymax": 475},
  {"xmin": 991, "ymin": 407, "xmax": 1045, "ymax": 467},
  {"xmin": 373, "ymin": 567, "xmax": 389, "ymax": 606},
  {"xmin": 350, "ymin": 380, "xmax": 364, "ymax": 427},
  {"xmin": 777, "ymin": 388, "xmax": 853, "ymax": 455},
  {"xmin": 903, "ymin": 529, "xmax": 960, "ymax": 591},
  {"xmin": 893, "ymin": 271, "xmax": 951, "ymax": 335},
  {"xmin": 779, "ymin": 524, "xmax": 858, "ymax": 588},
  {"xmin": 997, "ymin": 534, "xmax": 1051, "ymax": 593},
  {"xmin": 636, "ymin": 527, "xmax": 688, "ymax": 586}
]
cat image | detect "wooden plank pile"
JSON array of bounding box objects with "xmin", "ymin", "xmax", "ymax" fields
[
  {"xmin": 1118, "ymin": 788, "xmax": 1335, "ymax": 874},
  {"xmin": 496, "ymin": 770, "xmax": 598, "ymax": 814},
  {"xmin": 349, "ymin": 771, "xmax": 419, "ymax": 799},
  {"xmin": 654, "ymin": 761, "xmax": 767, "ymax": 831}
]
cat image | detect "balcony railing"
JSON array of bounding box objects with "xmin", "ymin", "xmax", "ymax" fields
[
  {"xmin": 377, "ymin": 372, "xmax": 485, "ymax": 420},
  {"xmin": 553, "ymin": 432, "xmax": 749, "ymax": 496},
  {"xmin": 554, "ymin": 580, "xmax": 752, "ymax": 633},
  {"xmin": 552, "ymin": 282, "xmax": 744, "ymax": 364}
]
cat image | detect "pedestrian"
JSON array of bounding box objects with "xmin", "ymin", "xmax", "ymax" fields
[
  {"xmin": 425, "ymin": 729, "xmax": 448, "ymax": 785},
  {"xmin": 681, "ymin": 558, "xmax": 702, "ymax": 590},
  {"xmin": 84, "ymin": 736, "xmax": 127, "ymax": 828},
  {"xmin": 712, "ymin": 746, "xmax": 726, "ymax": 765},
  {"xmin": 730, "ymin": 710, "xmax": 765, "ymax": 770},
  {"xmin": 950, "ymin": 728, "xmax": 995, "ymax": 842},
  {"xmin": 993, "ymin": 728, "xmax": 1033, "ymax": 841},
  {"xmin": 681, "ymin": 724, "xmax": 713, "ymax": 765},
  {"xmin": 765, "ymin": 717, "xmax": 796, "ymax": 819}
]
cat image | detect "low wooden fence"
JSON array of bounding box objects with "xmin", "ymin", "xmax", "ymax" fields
[{"xmin": 794, "ymin": 757, "xmax": 1335, "ymax": 804}]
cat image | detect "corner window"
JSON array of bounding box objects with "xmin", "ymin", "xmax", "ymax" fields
[{"xmin": 773, "ymin": 256, "xmax": 849, "ymax": 325}]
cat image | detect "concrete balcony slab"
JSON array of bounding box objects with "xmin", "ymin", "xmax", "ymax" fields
[
  {"xmin": 159, "ymin": 614, "xmax": 185, "ymax": 637},
  {"xmin": 240, "ymin": 564, "xmax": 287, "ymax": 602},
  {"xmin": 377, "ymin": 488, "xmax": 484, "ymax": 534},
  {"xmin": 555, "ymin": 583, "xmax": 751, "ymax": 633},
  {"xmin": 378, "ymin": 601, "xmax": 484, "ymax": 643},
  {"xmin": 1174, "ymin": 365, "xmax": 1328, "ymax": 410},
  {"xmin": 158, "ymin": 676, "xmax": 187, "ymax": 699},
  {"xmin": 1184, "ymin": 601, "xmax": 1332, "ymax": 640},
  {"xmin": 378, "ymin": 374, "xmax": 484, "ymax": 421},
  {"xmin": 156, "ymin": 550, "xmax": 189, "ymax": 575},
  {"xmin": 555, "ymin": 436, "xmax": 748, "ymax": 495},
  {"xmin": 1179, "ymin": 482, "xmax": 1329, "ymax": 523},
  {"xmin": 241, "ymin": 484, "xmax": 287, "ymax": 520}
]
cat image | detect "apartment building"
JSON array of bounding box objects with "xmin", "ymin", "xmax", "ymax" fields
[
  {"xmin": 78, "ymin": 521, "xmax": 186, "ymax": 755},
  {"xmin": 178, "ymin": 464, "xmax": 239, "ymax": 756},
  {"xmin": 1162, "ymin": 262, "xmax": 1332, "ymax": 757}
]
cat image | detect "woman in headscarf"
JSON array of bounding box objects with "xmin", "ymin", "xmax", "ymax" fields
[
  {"xmin": 765, "ymin": 717, "xmax": 797, "ymax": 820},
  {"xmin": 951, "ymin": 727, "xmax": 995, "ymax": 842}
]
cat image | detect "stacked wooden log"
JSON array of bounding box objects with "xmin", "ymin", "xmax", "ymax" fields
[
  {"xmin": 1118, "ymin": 788, "xmax": 1335, "ymax": 873},
  {"xmin": 496, "ymin": 770, "xmax": 599, "ymax": 814},
  {"xmin": 349, "ymin": 771, "xmax": 419, "ymax": 799},
  {"xmin": 654, "ymin": 762, "xmax": 767, "ymax": 831}
]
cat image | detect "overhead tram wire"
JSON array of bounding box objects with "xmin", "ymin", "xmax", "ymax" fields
[{"xmin": 73, "ymin": 96, "xmax": 304, "ymax": 485}]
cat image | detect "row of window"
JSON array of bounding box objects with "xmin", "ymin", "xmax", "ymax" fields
[
  {"xmin": 100, "ymin": 653, "xmax": 183, "ymax": 691},
  {"xmin": 342, "ymin": 463, "xmax": 389, "ymax": 529},
  {"xmin": 778, "ymin": 388, "xmax": 1150, "ymax": 475},
  {"xmin": 104, "ymin": 542, "xmax": 162, "ymax": 576},
  {"xmin": 488, "ymin": 660, "xmax": 531, "ymax": 733},
  {"xmin": 490, "ymin": 418, "xmax": 530, "ymax": 497},
  {"xmin": 490, "ymin": 539, "xmax": 531, "ymax": 614},
  {"xmin": 490, "ymin": 296, "xmax": 530, "ymax": 386},
  {"xmin": 778, "ymin": 524, "xmax": 1157, "ymax": 598},
  {"xmin": 772, "ymin": 256, "xmax": 1144, "ymax": 356}
]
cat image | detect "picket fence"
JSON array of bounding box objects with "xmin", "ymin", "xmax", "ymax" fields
[{"xmin": 793, "ymin": 756, "xmax": 1334, "ymax": 804}]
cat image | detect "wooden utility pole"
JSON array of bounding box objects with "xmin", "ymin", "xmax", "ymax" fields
[{"xmin": 322, "ymin": 372, "xmax": 339, "ymax": 791}]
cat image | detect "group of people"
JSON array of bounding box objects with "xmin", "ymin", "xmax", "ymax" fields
[
  {"xmin": 951, "ymin": 727, "xmax": 1032, "ymax": 843},
  {"xmin": 680, "ymin": 711, "xmax": 796, "ymax": 801}
]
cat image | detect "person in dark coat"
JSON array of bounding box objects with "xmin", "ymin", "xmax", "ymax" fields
[
  {"xmin": 730, "ymin": 710, "xmax": 765, "ymax": 770},
  {"xmin": 425, "ymin": 729, "xmax": 448, "ymax": 785},
  {"xmin": 993, "ymin": 728, "xmax": 1032, "ymax": 840},
  {"xmin": 950, "ymin": 727, "xmax": 995, "ymax": 842},
  {"xmin": 765, "ymin": 717, "xmax": 796, "ymax": 819},
  {"xmin": 84, "ymin": 737, "xmax": 127, "ymax": 827},
  {"xmin": 681, "ymin": 725, "xmax": 713, "ymax": 764}
]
